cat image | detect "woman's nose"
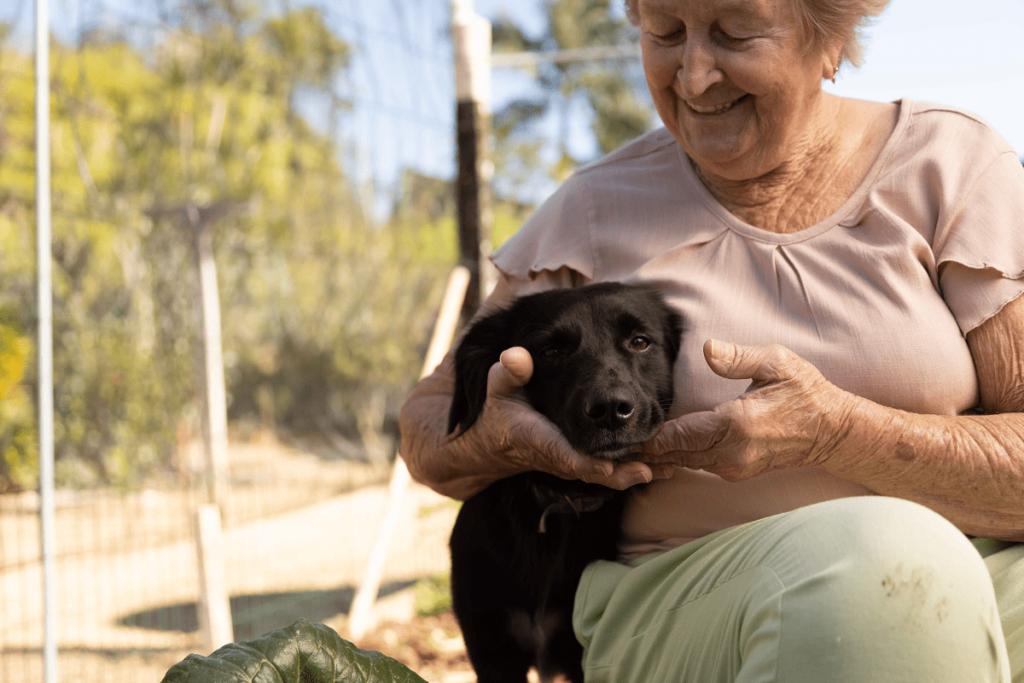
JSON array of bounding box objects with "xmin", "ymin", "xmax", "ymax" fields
[{"xmin": 675, "ymin": 38, "xmax": 723, "ymax": 98}]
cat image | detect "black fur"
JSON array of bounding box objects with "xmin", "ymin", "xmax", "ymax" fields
[{"xmin": 447, "ymin": 282, "xmax": 683, "ymax": 683}]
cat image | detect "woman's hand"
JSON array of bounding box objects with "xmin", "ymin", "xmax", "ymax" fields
[
  {"xmin": 458, "ymin": 346, "xmax": 676, "ymax": 491},
  {"xmin": 641, "ymin": 340, "xmax": 857, "ymax": 481}
]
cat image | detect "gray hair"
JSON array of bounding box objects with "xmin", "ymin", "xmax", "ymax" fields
[{"xmin": 624, "ymin": 0, "xmax": 892, "ymax": 68}]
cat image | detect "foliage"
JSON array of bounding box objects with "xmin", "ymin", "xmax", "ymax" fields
[
  {"xmin": 161, "ymin": 617, "xmax": 429, "ymax": 683},
  {"xmin": 0, "ymin": 46, "xmax": 41, "ymax": 492},
  {"xmin": 491, "ymin": 0, "xmax": 653, "ymax": 192},
  {"xmin": 0, "ymin": 306, "xmax": 36, "ymax": 492},
  {"xmin": 413, "ymin": 573, "xmax": 452, "ymax": 618},
  {"xmin": 0, "ymin": 1, "xmax": 457, "ymax": 490}
]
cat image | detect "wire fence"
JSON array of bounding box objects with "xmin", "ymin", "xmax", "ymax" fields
[
  {"xmin": 0, "ymin": 1, "xmax": 464, "ymax": 681},
  {"xmin": 0, "ymin": 0, "xmax": 656, "ymax": 680}
]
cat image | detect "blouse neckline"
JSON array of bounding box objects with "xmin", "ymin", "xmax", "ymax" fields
[{"xmin": 676, "ymin": 99, "xmax": 913, "ymax": 246}]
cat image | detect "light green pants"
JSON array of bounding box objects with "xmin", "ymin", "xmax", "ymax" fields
[{"xmin": 574, "ymin": 497, "xmax": 1024, "ymax": 682}]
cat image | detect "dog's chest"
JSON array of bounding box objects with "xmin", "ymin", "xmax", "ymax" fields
[
  {"xmin": 497, "ymin": 476, "xmax": 624, "ymax": 583},
  {"xmin": 507, "ymin": 608, "xmax": 572, "ymax": 654}
]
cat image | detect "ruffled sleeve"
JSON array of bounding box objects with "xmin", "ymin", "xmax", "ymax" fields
[
  {"xmin": 935, "ymin": 149, "xmax": 1024, "ymax": 334},
  {"xmin": 490, "ymin": 172, "xmax": 596, "ymax": 284}
]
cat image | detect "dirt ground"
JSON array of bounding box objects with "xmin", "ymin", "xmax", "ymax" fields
[
  {"xmin": 1, "ymin": 609, "xmax": 477, "ymax": 683},
  {"xmin": 358, "ymin": 612, "xmax": 475, "ymax": 683},
  {"xmin": 0, "ymin": 437, "xmax": 480, "ymax": 683},
  {"xmin": 358, "ymin": 612, "xmax": 543, "ymax": 683}
]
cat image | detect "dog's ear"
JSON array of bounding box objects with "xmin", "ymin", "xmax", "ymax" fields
[
  {"xmin": 660, "ymin": 303, "xmax": 685, "ymax": 364},
  {"xmin": 448, "ymin": 307, "xmax": 514, "ymax": 436}
]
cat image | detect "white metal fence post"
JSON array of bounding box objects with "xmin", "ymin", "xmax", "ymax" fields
[{"xmin": 35, "ymin": 0, "xmax": 57, "ymax": 681}]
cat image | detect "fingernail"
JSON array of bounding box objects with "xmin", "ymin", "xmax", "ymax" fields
[
  {"xmin": 707, "ymin": 339, "xmax": 721, "ymax": 357},
  {"xmin": 653, "ymin": 465, "xmax": 674, "ymax": 480},
  {"xmin": 632, "ymin": 471, "xmax": 652, "ymax": 486}
]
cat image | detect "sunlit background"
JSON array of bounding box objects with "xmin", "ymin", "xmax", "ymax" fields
[{"xmin": 0, "ymin": 0, "xmax": 1021, "ymax": 681}]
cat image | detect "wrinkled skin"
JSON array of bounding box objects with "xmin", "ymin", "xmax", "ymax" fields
[{"xmin": 641, "ymin": 339, "xmax": 852, "ymax": 482}]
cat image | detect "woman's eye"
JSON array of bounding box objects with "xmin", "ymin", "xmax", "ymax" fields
[
  {"xmin": 715, "ymin": 30, "xmax": 746, "ymax": 46},
  {"xmin": 628, "ymin": 336, "xmax": 651, "ymax": 352},
  {"xmin": 651, "ymin": 28, "xmax": 684, "ymax": 43},
  {"xmin": 643, "ymin": 21, "xmax": 685, "ymax": 43}
]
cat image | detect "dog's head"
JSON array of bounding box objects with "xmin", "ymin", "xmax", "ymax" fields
[{"xmin": 448, "ymin": 282, "xmax": 683, "ymax": 460}]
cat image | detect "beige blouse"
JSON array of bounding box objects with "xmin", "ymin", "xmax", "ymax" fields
[{"xmin": 490, "ymin": 100, "xmax": 1024, "ymax": 560}]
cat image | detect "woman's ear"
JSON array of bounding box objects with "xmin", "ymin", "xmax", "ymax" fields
[{"xmin": 821, "ymin": 44, "xmax": 843, "ymax": 82}]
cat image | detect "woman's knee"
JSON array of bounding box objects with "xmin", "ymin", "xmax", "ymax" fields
[
  {"xmin": 761, "ymin": 497, "xmax": 1008, "ymax": 681},
  {"xmin": 768, "ymin": 496, "xmax": 981, "ymax": 576},
  {"xmin": 770, "ymin": 497, "xmax": 996, "ymax": 619}
]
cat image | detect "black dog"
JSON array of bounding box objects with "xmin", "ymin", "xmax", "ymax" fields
[{"xmin": 447, "ymin": 282, "xmax": 683, "ymax": 683}]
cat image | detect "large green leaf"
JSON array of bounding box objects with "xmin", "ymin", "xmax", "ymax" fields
[{"xmin": 161, "ymin": 618, "xmax": 428, "ymax": 683}]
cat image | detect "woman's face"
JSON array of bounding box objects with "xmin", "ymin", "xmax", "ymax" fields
[{"xmin": 638, "ymin": 0, "xmax": 833, "ymax": 181}]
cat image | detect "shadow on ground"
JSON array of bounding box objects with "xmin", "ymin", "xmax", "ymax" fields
[{"xmin": 117, "ymin": 580, "xmax": 417, "ymax": 641}]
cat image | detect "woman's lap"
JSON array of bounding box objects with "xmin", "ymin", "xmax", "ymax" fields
[{"xmin": 574, "ymin": 496, "xmax": 1018, "ymax": 682}]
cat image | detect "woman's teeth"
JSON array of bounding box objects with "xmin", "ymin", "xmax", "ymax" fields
[{"xmin": 688, "ymin": 97, "xmax": 744, "ymax": 114}]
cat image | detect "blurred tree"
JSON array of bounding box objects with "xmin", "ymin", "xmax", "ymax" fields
[
  {"xmin": 0, "ymin": 46, "xmax": 46, "ymax": 491},
  {"xmin": 0, "ymin": 305, "xmax": 36, "ymax": 492},
  {"xmin": 491, "ymin": 0, "xmax": 652, "ymax": 191},
  {"xmin": 0, "ymin": 1, "xmax": 455, "ymax": 489}
]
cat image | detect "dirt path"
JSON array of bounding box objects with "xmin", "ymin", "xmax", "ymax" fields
[{"xmin": 0, "ymin": 471, "xmax": 465, "ymax": 682}]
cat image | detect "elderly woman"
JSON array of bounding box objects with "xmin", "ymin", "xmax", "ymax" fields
[{"xmin": 401, "ymin": 0, "xmax": 1024, "ymax": 679}]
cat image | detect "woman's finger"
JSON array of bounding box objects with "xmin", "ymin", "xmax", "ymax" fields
[
  {"xmin": 499, "ymin": 346, "xmax": 534, "ymax": 385},
  {"xmin": 569, "ymin": 456, "xmax": 654, "ymax": 489},
  {"xmin": 649, "ymin": 463, "xmax": 676, "ymax": 480},
  {"xmin": 641, "ymin": 410, "xmax": 729, "ymax": 458},
  {"xmin": 485, "ymin": 346, "xmax": 534, "ymax": 399},
  {"xmin": 482, "ymin": 344, "xmax": 661, "ymax": 489},
  {"xmin": 703, "ymin": 339, "xmax": 801, "ymax": 384},
  {"xmin": 513, "ymin": 413, "xmax": 659, "ymax": 488}
]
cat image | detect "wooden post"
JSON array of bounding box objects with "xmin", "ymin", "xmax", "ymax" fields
[
  {"xmin": 452, "ymin": 0, "xmax": 492, "ymax": 316},
  {"xmin": 192, "ymin": 213, "xmax": 231, "ymax": 511},
  {"xmin": 145, "ymin": 201, "xmax": 244, "ymax": 655},
  {"xmin": 195, "ymin": 504, "xmax": 233, "ymax": 653},
  {"xmin": 348, "ymin": 266, "xmax": 471, "ymax": 641},
  {"xmin": 146, "ymin": 201, "xmax": 245, "ymax": 511}
]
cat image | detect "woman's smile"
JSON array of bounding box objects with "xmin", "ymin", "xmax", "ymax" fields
[
  {"xmin": 683, "ymin": 93, "xmax": 751, "ymax": 116},
  {"xmin": 684, "ymin": 92, "xmax": 749, "ymax": 115}
]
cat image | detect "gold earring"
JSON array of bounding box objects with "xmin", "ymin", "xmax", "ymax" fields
[{"xmin": 831, "ymin": 64, "xmax": 839, "ymax": 84}]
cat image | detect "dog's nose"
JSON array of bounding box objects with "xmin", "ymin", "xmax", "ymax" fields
[{"xmin": 585, "ymin": 394, "xmax": 636, "ymax": 428}]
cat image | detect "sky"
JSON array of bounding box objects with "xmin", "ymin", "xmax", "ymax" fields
[{"xmin": 818, "ymin": 0, "xmax": 1024, "ymax": 154}]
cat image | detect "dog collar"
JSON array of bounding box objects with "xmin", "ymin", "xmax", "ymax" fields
[{"xmin": 538, "ymin": 494, "xmax": 609, "ymax": 533}]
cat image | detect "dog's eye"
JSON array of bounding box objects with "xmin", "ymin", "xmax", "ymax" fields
[
  {"xmin": 628, "ymin": 336, "xmax": 651, "ymax": 352},
  {"xmin": 538, "ymin": 332, "xmax": 577, "ymax": 359}
]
